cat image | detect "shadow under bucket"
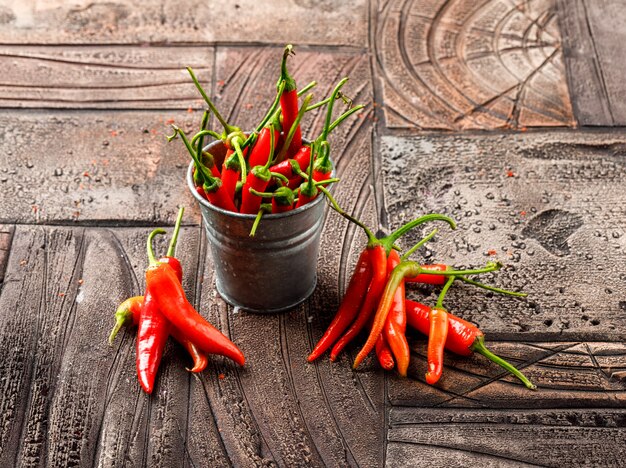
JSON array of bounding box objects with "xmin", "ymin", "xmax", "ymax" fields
[{"xmin": 187, "ymin": 139, "xmax": 329, "ymax": 313}]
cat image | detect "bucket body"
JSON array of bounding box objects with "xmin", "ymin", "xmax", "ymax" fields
[{"xmin": 187, "ymin": 139, "xmax": 327, "ymax": 313}]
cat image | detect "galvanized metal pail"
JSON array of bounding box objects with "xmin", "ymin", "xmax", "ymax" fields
[{"xmin": 187, "ymin": 139, "xmax": 328, "ymax": 313}]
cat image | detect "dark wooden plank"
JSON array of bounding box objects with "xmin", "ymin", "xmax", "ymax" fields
[
  {"xmin": 388, "ymin": 340, "xmax": 626, "ymax": 408},
  {"xmin": 0, "ymin": 1, "xmax": 367, "ymax": 47},
  {"xmin": 0, "ymin": 45, "xmax": 213, "ymax": 109},
  {"xmin": 0, "ymin": 224, "xmax": 13, "ymax": 283},
  {"xmin": 556, "ymin": 0, "xmax": 613, "ymax": 126},
  {"xmin": 373, "ymin": 0, "xmax": 575, "ymax": 130},
  {"xmin": 0, "ymin": 225, "xmax": 210, "ymax": 467},
  {"xmin": 379, "ymin": 130, "xmax": 626, "ymax": 341},
  {"xmin": 387, "ymin": 407, "xmax": 626, "ymax": 467},
  {"xmin": 0, "ymin": 110, "xmax": 202, "ymax": 225}
]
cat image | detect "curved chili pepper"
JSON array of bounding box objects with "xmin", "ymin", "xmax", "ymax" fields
[
  {"xmin": 329, "ymin": 244, "xmax": 387, "ymax": 361},
  {"xmin": 146, "ymin": 261, "xmax": 245, "ymax": 366},
  {"xmin": 404, "ymin": 300, "xmax": 536, "ymax": 389},
  {"xmin": 295, "ymin": 143, "xmax": 319, "ymax": 209},
  {"xmin": 375, "ymin": 333, "xmax": 395, "ymax": 371},
  {"xmin": 307, "ymin": 248, "xmax": 371, "ymax": 361},
  {"xmin": 383, "ymin": 250, "xmax": 410, "ymax": 377},
  {"xmin": 277, "ymin": 45, "xmax": 301, "ymax": 159}
]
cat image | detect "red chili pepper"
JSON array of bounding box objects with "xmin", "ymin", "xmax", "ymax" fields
[
  {"xmin": 109, "ymin": 295, "xmax": 208, "ymax": 374},
  {"xmin": 353, "ymin": 258, "xmax": 496, "ymax": 370},
  {"xmin": 375, "ymin": 332, "xmax": 395, "ymax": 371},
  {"xmin": 240, "ymin": 126, "xmax": 277, "ymax": 214},
  {"xmin": 404, "ymin": 300, "xmax": 536, "ymax": 389},
  {"xmin": 405, "ymin": 264, "xmax": 448, "ymax": 285},
  {"xmin": 383, "ymin": 250, "xmax": 410, "ymax": 377},
  {"xmin": 330, "ymin": 244, "xmax": 387, "ymax": 361},
  {"xmin": 308, "ymin": 249, "xmax": 371, "ymax": 362},
  {"xmin": 277, "ymin": 45, "xmax": 301, "ymax": 159},
  {"xmin": 146, "ymin": 261, "xmax": 245, "ymax": 366},
  {"xmin": 221, "ymin": 149, "xmax": 241, "ymax": 202},
  {"xmin": 295, "ymin": 143, "xmax": 319, "ymax": 209},
  {"xmin": 288, "ymin": 175, "xmax": 303, "ymax": 190},
  {"xmin": 247, "ymin": 125, "xmax": 280, "ymax": 169},
  {"xmin": 136, "ymin": 290, "xmax": 170, "ymax": 393},
  {"xmin": 269, "ymin": 146, "xmax": 311, "ymax": 179},
  {"xmin": 425, "ymin": 307, "xmax": 448, "ymax": 385}
]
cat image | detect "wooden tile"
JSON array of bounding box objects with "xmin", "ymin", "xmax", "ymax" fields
[
  {"xmin": 378, "ymin": 130, "xmax": 626, "ymax": 340},
  {"xmin": 387, "ymin": 407, "xmax": 626, "ymax": 466},
  {"xmin": 0, "ymin": 110, "xmax": 202, "ymax": 225},
  {"xmin": 558, "ymin": 0, "xmax": 626, "ymax": 126},
  {"xmin": 0, "ymin": 224, "xmax": 13, "ymax": 283},
  {"xmin": 0, "ymin": 0, "xmax": 367, "ymax": 47},
  {"xmin": 373, "ymin": 0, "xmax": 575, "ymax": 130},
  {"xmin": 0, "ymin": 45, "xmax": 213, "ymax": 110}
]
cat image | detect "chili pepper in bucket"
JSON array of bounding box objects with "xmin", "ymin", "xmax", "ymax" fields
[{"xmin": 277, "ymin": 45, "xmax": 302, "ymax": 159}]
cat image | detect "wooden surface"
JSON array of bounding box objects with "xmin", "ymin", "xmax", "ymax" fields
[{"xmin": 0, "ymin": 0, "xmax": 625, "ymax": 467}]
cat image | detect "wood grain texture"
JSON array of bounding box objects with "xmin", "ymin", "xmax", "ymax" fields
[
  {"xmin": 0, "ymin": 224, "xmax": 13, "ymax": 283},
  {"xmin": 0, "ymin": 0, "xmax": 367, "ymax": 47},
  {"xmin": 373, "ymin": 0, "xmax": 575, "ymax": 130},
  {"xmin": 379, "ymin": 131, "xmax": 626, "ymax": 341},
  {"xmin": 557, "ymin": 0, "xmax": 626, "ymax": 126},
  {"xmin": 387, "ymin": 407, "xmax": 626, "ymax": 467},
  {"xmin": 0, "ymin": 45, "xmax": 213, "ymax": 109},
  {"xmin": 0, "ymin": 110, "xmax": 202, "ymax": 225}
]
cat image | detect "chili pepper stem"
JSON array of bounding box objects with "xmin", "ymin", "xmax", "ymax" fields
[
  {"xmin": 328, "ymin": 105, "xmax": 365, "ymax": 134},
  {"xmin": 471, "ymin": 335, "xmax": 537, "ymax": 390},
  {"xmin": 417, "ymin": 262, "xmax": 502, "ymax": 276},
  {"xmin": 401, "ymin": 228, "xmax": 438, "ymax": 261},
  {"xmin": 147, "ymin": 229, "xmax": 166, "ymax": 266},
  {"xmin": 458, "ymin": 276, "xmax": 528, "ymax": 297},
  {"xmin": 317, "ymin": 185, "xmax": 377, "ymax": 244},
  {"xmin": 383, "ymin": 215, "xmax": 456, "ymax": 252},
  {"xmin": 230, "ymin": 137, "xmax": 248, "ymax": 184},
  {"xmin": 436, "ymin": 276, "xmax": 455, "ymax": 309},
  {"xmin": 187, "ymin": 67, "xmax": 237, "ymax": 135},
  {"xmin": 166, "ymin": 207, "xmax": 185, "ymax": 258},
  {"xmin": 321, "ymin": 78, "xmax": 349, "ymax": 142}
]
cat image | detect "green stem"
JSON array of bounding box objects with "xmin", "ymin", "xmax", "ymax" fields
[
  {"xmin": 327, "ymin": 104, "xmax": 365, "ymax": 134},
  {"xmin": 314, "ymin": 177, "xmax": 340, "ymax": 186},
  {"xmin": 191, "ymin": 129, "xmax": 223, "ymax": 147},
  {"xmin": 278, "ymin": 44, "xmax": 297, "ymax": 92},
  {"xmin": 400, "ymin": 228, "xmax": 438, "ymax": 261},
  {"xmin": 436, "ymin": 276, "xmax": 455, "ymax": 309},
  {"xmin": 274, "ymin": 93, "xmax": 313, "ymax": 164},
  {"xmin": 147, "ymin": 228, "xmax": 166, "ymax": 266},
  {"xmin": 249, "ymin": 204, "xmax": 271, "ymax": 237},
  {"xmin": 166, "ymin": 207, "xmax": 185, "ymax": 258},
  {"xmin": 187, "ymin": 67, "xmax": 237, "ymax": 135},
  {"xmin": 322, "ymin": 77, "xmax": 349, "ymax": 142},
  {"xmin": 298, "ymin": 81, "xmax": 317, "ymax": 95},
  {"xmin": 417, "ymin": 262, "xmax": 502, "ymax": 277},
  {"xmin": 381, "ymin": 214, "xmax": 456, "ymax": 253},
  {"xmin": 261, "ymin": 123, "xmax": 276, "ymax": 170},
  {"xmin": 270, "ymin": 172, "xmax": 289, "ymax": 185},
  {"xmin": 168, "ymin": 126, "xmax": 215, "ymax": 185},
  {"xmin": 195, "ymin": 111, "xmax": 210, "ymax": 157},
  {"xmin": 459, "ymin": 276, "xmax": 527, "ymax": 297},
  {"xmin": 317, "ymin": 186, "xmax": 377, "ymax": 244},
  {"xmin": 471, "ymin": 335, "xmax": 537, "ymax": 390},
  {"xmin": 241, "ymin": 81, "xmax": 286, "ymax": 152},
  {"xmin": 230, "ymin": 137, "xmax": 248, "ymax": 184}
]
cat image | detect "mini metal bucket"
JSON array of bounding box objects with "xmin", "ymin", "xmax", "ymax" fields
[{"xmin": 187, "ymin": 139, "xmax": 328, "ymax": 313}]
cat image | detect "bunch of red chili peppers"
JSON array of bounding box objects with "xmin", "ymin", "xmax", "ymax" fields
[
  {"xmin": 168, "ymin": 45, "xmax": 363, "ymax": 235},
  {"xmin": 309, "ymin": 191, "xmax": 536, "ymax": 390},
  {"xmin": 109, "ymin": 207, "xmax": 245, "ymax": 394}
]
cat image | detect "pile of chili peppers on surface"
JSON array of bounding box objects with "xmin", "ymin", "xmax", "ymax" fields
[
  {"xmin": 168, "ymin": 45, "xmax": 363, "ymax": 235},
  {"xmin": 109, "ymin": 207, "xmax": 245, "ymax": 394},
  {"xmin": 309, "ymin": 190, "xmax": 536, "ymax": 390}
]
